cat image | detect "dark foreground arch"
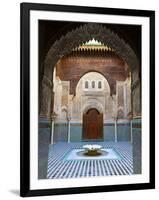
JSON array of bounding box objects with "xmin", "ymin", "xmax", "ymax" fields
[{"xmin": 40, "ymin": 23, "xmax": 140, "ymax": 117}]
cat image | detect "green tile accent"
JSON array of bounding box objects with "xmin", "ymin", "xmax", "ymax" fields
[
  {"xmin": 104, "ymin": 125, "xmax": 115, "ymax": 141},
  {"xmin": 70, "ymin": 124, "xmax": 82, "ymax": 142}
]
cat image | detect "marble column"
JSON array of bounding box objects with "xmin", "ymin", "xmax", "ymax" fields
[
  {"xmin": 51, "ymin": 114, "xmax": 57, "ymax": 144},
  {"xmin": 67, "ymin": 117, "xmax": 71, "ymax": 143},
  {"xmin": 115, "ymin": 119, "xmax": 117, "ymax": 142}
]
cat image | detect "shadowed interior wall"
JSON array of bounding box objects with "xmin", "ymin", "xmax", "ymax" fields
[{"xmin": 38, "ymin": 119, "xmax": 51, "ymax": 179}]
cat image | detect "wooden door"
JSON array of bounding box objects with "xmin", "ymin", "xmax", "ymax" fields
[{"xmin": 83, "ymin": 108, "xmax": 103, "ymax": 140}]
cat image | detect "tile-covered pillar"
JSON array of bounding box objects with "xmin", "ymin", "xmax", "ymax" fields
[
  {"xmin": 38, "ymin": 118, "xmax": 51, "ymax": 179},
  {"xmin": 39, "ymin": 74, "xmax": 53, "ymax": 179},
  {"xmin": 132, "ymin": 118, "xmax": 141, "ymax": 174}
]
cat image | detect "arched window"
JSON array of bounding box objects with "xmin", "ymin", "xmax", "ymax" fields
[
  {"xmin": 92, "ymin": 81, "xmax": 95, "ymax": 88},
  {"xmin": 85, "ymin": 81, "xmax": 89, "ymax": 88},
  {"xmin": 98, "ymin": 81, "xmax": 102, "ymax": 89}
]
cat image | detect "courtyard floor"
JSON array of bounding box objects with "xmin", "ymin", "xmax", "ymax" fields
[{"xmin": 47, "ymin": 142, "xmax": 133, "ymax": 179}]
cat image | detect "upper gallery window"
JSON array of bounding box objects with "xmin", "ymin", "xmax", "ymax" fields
[
  {"xmin": 98, "ymin": 81, "xmax": 102, "ymax": 89},
  {"xmin": 84, "ymin": 80, "xmax": 102, "ymax": 90},
  {"xmin": 85, "ymin": 81, "xmax": 89, "ymax": 88},
  {"xmin": 92, "ymin": 81, "xmax": 95, "ymax": 88}
]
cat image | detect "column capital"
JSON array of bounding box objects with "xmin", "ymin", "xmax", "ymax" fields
[
  {"xmin": 67, "ymin": 116, "xmax": 71, "ymax": 121},
  {"xmin": 51, "ymin": 112, "xmax": 58, "ymax": 120}
]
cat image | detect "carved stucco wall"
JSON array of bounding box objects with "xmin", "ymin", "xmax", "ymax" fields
[
  {"xmin": 53, "ymin": 72, "xmax": 131, "ymax": 123},
  {"xmin": 40, "ymin": 23, "xmax": 140, "ymax": 118}
]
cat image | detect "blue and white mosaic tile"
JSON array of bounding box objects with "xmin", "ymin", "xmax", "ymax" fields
[{"xmin": 47, "ymin": 142, "xmax": 133, "ymax": 179}]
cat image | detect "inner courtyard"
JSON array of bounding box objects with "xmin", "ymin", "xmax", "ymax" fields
[
  {"xmin": 38, "ymin": 22, "xmax": 141, "ymax": 179},
  {"xmin": 47, "ymin": 142, "xmax": 133, "ymax": 179}
]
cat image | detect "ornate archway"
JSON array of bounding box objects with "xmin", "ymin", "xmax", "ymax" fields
[
  {"xmin": 83, "ymin": 100, "xmax": 104, "ymax": 115},
  {"xmin": 40, "ymin": 23, "xmax": 140, "ymax": 117},
  {"xmin": 76, "ymin": 70, "xmax": 113, "ymax": 96}
]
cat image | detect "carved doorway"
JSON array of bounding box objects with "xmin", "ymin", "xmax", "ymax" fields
[{"xmin": 83, "ymin": 108, "xmax": 103, "ymax": 140}]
